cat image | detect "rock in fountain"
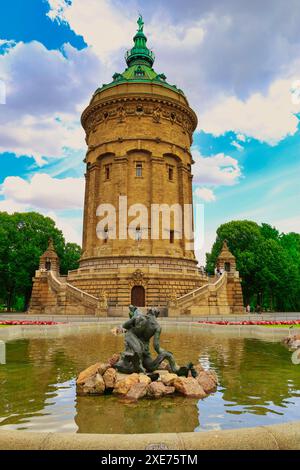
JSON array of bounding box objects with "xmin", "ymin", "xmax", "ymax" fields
[
  {"xmin": 76, "ymin": 306, "xmax": 218, "ymax": 401},
  {"xmin": 283, "ymin": 333, "xmax": 300, "ymax": 349}
]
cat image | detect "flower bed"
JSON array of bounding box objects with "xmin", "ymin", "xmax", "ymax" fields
[
  {"xmin": 197, "ymin": 320, "xmax": 300, "ymax": 326},
  {"xmin": 0, "ymin": 320, "xmax": 62, "ymax": 326}
]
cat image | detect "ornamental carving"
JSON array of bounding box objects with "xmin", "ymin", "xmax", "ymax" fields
[
  {"xmin": 129, "ymin": 269, "xmax": 148, "ymax": 287},
  {"xmin": 170, "ymin": 112, "xmax": 176, "ymax": 124},
  {"xmin": 117, "ymin": 106, "xmax": 126, "ymax": 123},
  {"xmin": 98, "ymin": 290, "xmax": 108, "ymax": 308},
  {"xmin": 135, "ymin": 104, "xmax": 144, "ymax": 118},
  {"xmin": 82, "ymin": 96, "xmax": 197, "ymax": 137},
  {"xmin": 152, "ymin": 105, "xmax": 161, "ymax": 123}
]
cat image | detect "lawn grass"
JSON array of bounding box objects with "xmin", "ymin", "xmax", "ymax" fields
[
  {"xmin": 261, "ymin": 324, "xmax": 300, "ymax": 328},
  {"xmin": 0, "ymin": 325, "xmax": 11, "ymax": 328}
]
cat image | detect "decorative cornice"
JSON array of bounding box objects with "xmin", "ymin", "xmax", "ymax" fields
[{"xmin": 81, "ymin": 93, "xmax": 197, "ymax": 136}]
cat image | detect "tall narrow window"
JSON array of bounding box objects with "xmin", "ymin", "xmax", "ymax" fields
[
  {"xmin": 105, "ymin": 165, "xmax": 110, "ymax": 180},
  {"xmin": 225, "ymin": 262, "xmax": 231, "ymax": 272},
  {"xmin": 168, "ymin": 166, "xmax": 174, "ymax": 181},
  {"xmin": 45, "ymin": 259, "xmax": 51, "ymax": 271},
  {"xmin": 170, "ymin": 230, "xmax": 174, "ymax": 244},
  {"xmin": 136, "ymin": 163, "xmax": 142, "ymax": 177},
  {"xmin": 135, "ymin": 227, "xmax": 142, "ymax": 241},
  {"xmin": 104, "ymin": 227, "xmax": 108, "ymax": 243}
]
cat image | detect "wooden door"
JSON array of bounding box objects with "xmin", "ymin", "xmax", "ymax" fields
[{"xmin": 131, "ymin": 286, "xmax": 145, "ymax": 307}]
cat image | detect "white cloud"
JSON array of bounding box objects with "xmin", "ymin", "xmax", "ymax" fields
[
  {"xmin": 47, "ymin": 0, "xmax": 205, "ymax": 62},
  {"xmin": 47, "ymin": 0, "xmax": 135, "ymax": 63},
  {"xmin": 0, "ymin": 114, "xmax": 85, "ymax": 165},
  {"xmin": 192, "ymin": 149, "xmax": 241, "ymax": 186},
  {"xmin": 231, "ymin": 140, "xmax": 244, "ymax": 151},
  {"xmin": 236, "ymin": 133, "xmax": 246, "ymax": 142},
  {"xmin": 45, "ymin": 1, "xmax": 300, "ymax": 147},
  {"xmin": 194, "ymin": 187, "xmax": 216, "ymax": 202},
  {"xmin": 0, "ymin": 39, "xmax": 16, "ymax": 53},
  {"xmin": 272, "ymin": 215, "xmax": 300, "ymax": 234},
  {"xmin": 0, "ymin": 174, "xmax": 84, "ymax": 210},
  {"xmin": 0, "ymin": 200, "xmax": 83, "ymax": 245},
  {"xmin": 0, "ymin": 40, "xmax": 101, "ymax": 164},
  {"xmin": 47, "ymin": 210, "xmax": 83, "ymax": 245},
  {"xmin": 0, "ymin": 174, "xmax": 84, "ymax": 244},
  {"xmin": 0, "ymin": 198, "xmax": 28, "ymax": 213},
  {"xmin": 200, "ymin": 75, "xmax": 300, "ymax": 145},
  {"xmin": 149, "ymin": 19, "xmax": 205, "ymax": 49}
]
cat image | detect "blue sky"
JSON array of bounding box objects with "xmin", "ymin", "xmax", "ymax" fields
[{"xmin": 0, "ymin": 0, "xmax": 299, "ymax": 263}]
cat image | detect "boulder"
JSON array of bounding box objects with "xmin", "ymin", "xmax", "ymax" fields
[
  {"xmin": 196, "ymin": 371, "xmax": 217, "ymax": 394},
  {"xmin": 160, "ymin": 373, "xmax": 178, "ymax": 386},
  {"xmin": 98, "ymin": 363, "xmax": 111, "ymax": 375},
  {"xmin": 103, "ymin": 367, "xmax": 117, "ymax": 389},
  {"xmin": 77, "ymin": 362, "xmax": 108, "ymax": 385},
  {"xmin": 206, "ymin": 369, "xmax": 218, "ymax": 385},
  {"xmin": 193, "ymin": 364, "xmax": 204, "ymax": 376},
  {"xmin": 173, "ymin": 377, "xmax": 207, "ymax": 398},
  {"xmin": 139, "ymin": 374, "xmax": 151, "ymax": 385},
  {"xmin": 76, "ymin": 373, "xmax": 105, "ymax": 396},
  {"xmin": 147, "ymin": 381, "xmax": 175, "ymax": 398},
  {"xmin": 284, "ymin": 334, "xmax": 300, "ymax": 348},
  {"xmin": 115, "ymin": 372, "xmax": 128, "ymax": 382},
  {"xmin": 113, "ymin": 373, "xmax": 140, "ymax": 395},
  {"xmin": 155, "ymin": 369, "xmax": 169, "ymax": 375},
  {"xmin": 125, "ymin": 382, "xmax": 148, "ymax": 401},
  {"xmin": 108, "ymin": 353, "xmax": 120, "ymax": 367}
]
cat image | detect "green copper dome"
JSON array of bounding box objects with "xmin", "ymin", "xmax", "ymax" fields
[{"xmin": 93, "ymin": 15, "xmax": 184, "ymax": 96}]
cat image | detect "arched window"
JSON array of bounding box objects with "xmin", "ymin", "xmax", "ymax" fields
[
  {"xmin": 45, "ymin": 259, "xmax": 51, "ymax": 271},
  {"xmin": 135, "ymin": 227, "xmax": 142, "ymax": 241},
  {"xmin": 103, "ymin": 227, "xmax": 108, "ymax": 243},
  {"xmin": 136, "ymin": 162, "xmax": 142, "ymax": 177}
]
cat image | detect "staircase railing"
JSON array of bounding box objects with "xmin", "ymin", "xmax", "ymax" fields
[
  {"xmin": 48, "ymin": 271, "xmax": 100, "ymax": 309},
  {"xmin": 65, "ymin": 282, "xmax": 99, "ymax": 308},
  {"xmin": 176, "ymin": 272, "xmax": 227, "ymax": 308}
]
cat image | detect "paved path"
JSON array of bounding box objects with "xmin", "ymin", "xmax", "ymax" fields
[{"xmin": 0, "ymin": 312, "xmax": 300, "ymax": 323}]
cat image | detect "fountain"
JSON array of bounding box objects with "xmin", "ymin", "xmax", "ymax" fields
[{"xmin": 76, "ymin": 306, "xmax": 218, "ymax": 401}]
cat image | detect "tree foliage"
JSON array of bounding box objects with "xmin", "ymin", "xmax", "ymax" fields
[
  {"xmin": 0, "ymin": 212, "xmax": 81, "ymax": 311},
  {"xmin": 206, "ymin": 220, "xmax": 300, "ymax": 312}
]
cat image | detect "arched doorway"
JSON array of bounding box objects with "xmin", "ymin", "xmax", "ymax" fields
[
  {"xmin": 131, "ymin": 285, "xmax": 145, "ymax": 307},
  {"xmin": 224, "ymin": 262, "xmax": 231, "ymax": 272},
  {"xmin": 45, "ymin": 260, "xmax": 51, "ymax": 271}
]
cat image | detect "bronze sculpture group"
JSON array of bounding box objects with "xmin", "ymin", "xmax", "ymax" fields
[
  {"xmin": 76, "ymin": 304, "xmax": 219, "ymax": 399},
  {"xmin": 114, "ymin": 305, "xmax": 195, "ymax": 377}
]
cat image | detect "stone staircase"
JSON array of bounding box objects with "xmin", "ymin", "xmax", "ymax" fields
[
  {"xmin": 28, "ymin": 270, "xmax": 107, "ymax": 316},
  {"xmin": 169, "ymin": 273, "xmax": 233, "ymax": 316}
]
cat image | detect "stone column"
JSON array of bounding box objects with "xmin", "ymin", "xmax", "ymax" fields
[
  {"xmin": 150, "ymin": 155, "xmax": 164, "ymax": 256},
  {"xmin": 84, "ymin": 162, "xmax": 100, "ymax": 258},
  {"xmin": 81, "ymin": 165, "xmax": 90, "ymax": 254}
]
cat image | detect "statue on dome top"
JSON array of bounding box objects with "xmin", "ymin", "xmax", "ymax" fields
[{"xmin": 137, "ymin": 14, "xmax": 144, "ymax": 32}]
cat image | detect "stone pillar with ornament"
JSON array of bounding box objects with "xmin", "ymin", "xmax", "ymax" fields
[
  {"xmin": 28, "ymin": 239, "xmax": 62, "ymax": 314},
  {"xmin": 216, "ymin": 240, "xmax": 244, "ymax": 313},
  {"xmin": 38, "ymin": 238, "xmax": 60, "ymax": 274}
]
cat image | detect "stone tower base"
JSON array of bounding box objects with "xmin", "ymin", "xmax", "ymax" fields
[
  {"xmin": 28, "ymin": 241, "xmax": 245, "ymax": 316},
  {"xmin": 67, "ymin": 256, "xmax": 202, "ymax": 308}
]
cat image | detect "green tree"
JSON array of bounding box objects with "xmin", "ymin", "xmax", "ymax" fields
[
  {"xmin": 0, "ymin": 211, "xmax": 81, "ymax": 311},
  {"xmin": 60, "ymin": 242, "xmax": 82, "ymax": 275},
  {"xmin": 206, "ymin": 220, "xmax": 300, "ymax": 312}
]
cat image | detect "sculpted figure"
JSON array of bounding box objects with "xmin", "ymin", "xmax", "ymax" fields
[
  {"xmin": 117, "ymin": 106, "xmax": 126, "ymax": 123},
  {"xmin": 153, "ymin": 105, "xmax": 161, "ymax": 123},
  {"xmin": 114, "ymin": 306, "xmax": 194, "ymax": 376}
]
